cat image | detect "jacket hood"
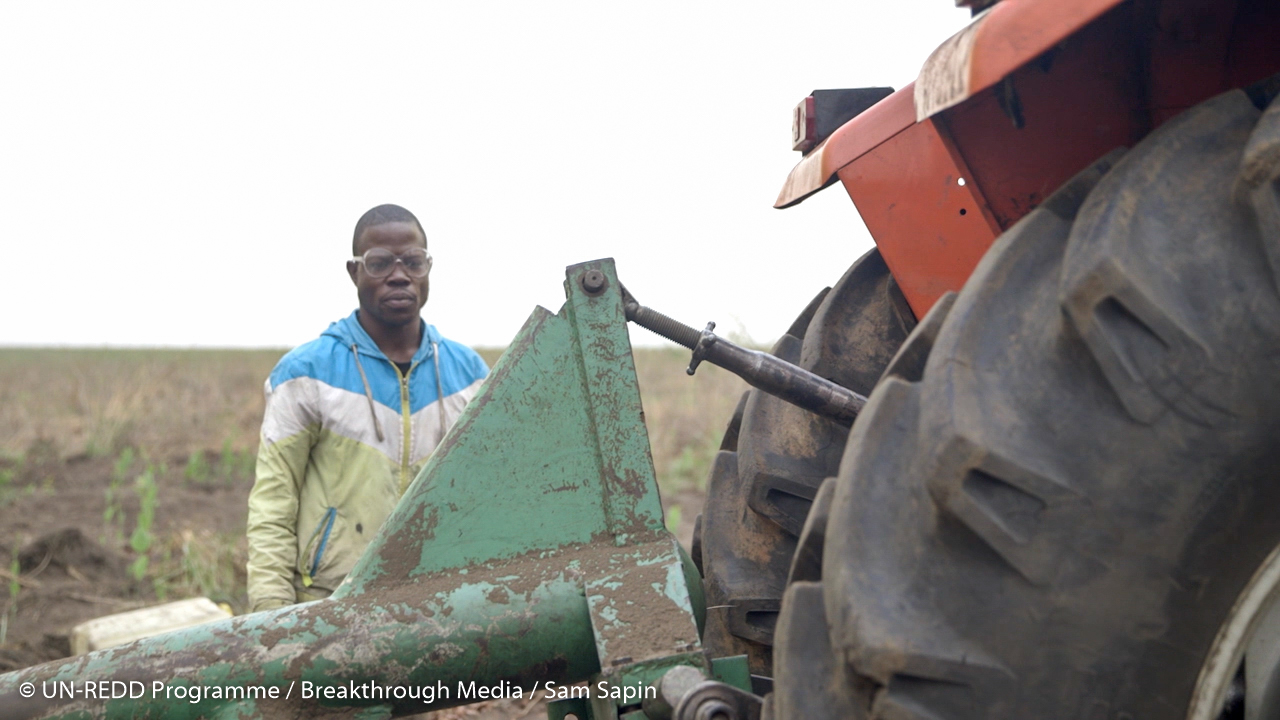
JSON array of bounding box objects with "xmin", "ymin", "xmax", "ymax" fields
[{"xmin": 321, "ymin": 311, "xmax": 443, "ymax": 365}]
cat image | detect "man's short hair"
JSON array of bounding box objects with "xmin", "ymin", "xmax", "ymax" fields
[{"xmin": 353, "ymin": 204, "xmax": 427, "ymax": 254}]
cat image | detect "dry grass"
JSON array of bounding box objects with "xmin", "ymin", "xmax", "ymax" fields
[
  {"xmin": 0, "ymin": 348, "xmax": 282, "ymax": 463},
  {"xmin": 0, "ymin": 344, "xmax": 747, "ymax": 669},
  {"xmin": 0, "ymin": 346, "xmax": 744, "ymax": 498},
  {"xmin": 0, "ymin": 345, "xmax": 745, "ymax": 558},
  {"xmin": 0, "ymin": 341, "xmax": 746, "ymax": 542},
  {"xmin": 151, "ymin": 529, "xmax": 249, "ymax": 607},
  {"xmin": 633, "ymin": 348, "xmax": 746, "ymax": 493}
]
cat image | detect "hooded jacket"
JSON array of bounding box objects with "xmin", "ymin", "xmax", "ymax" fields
[{"xmin": 246, "ymin": 311, "xmax": 488, "ymax": 611}]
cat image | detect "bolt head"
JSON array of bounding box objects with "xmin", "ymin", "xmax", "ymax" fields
[{"xmin": 581, "ymin": 269, "xmax": 607, "ymax": 295}]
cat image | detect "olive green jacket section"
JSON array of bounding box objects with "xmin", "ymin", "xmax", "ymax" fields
[
  {"xmin": 245, "ymin": 315, "xmax": 487, "ymax": 612},
  {"xmin": 248, "ymin": 428, "xmax": 416, "ymax": 610}
]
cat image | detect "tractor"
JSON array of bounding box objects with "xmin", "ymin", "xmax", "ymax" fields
[{"xmin": 3, "ymin": 0, "xmax": 1280, "ymax": 718}]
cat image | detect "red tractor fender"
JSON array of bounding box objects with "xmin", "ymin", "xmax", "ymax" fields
[{"xmin": 779, "ymin": 0, "xmax": 1280, "ymax": 318}]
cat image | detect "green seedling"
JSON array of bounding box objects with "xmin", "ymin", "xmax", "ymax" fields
[
  {"xmin": 111, "ymin": 447, "xmax": 135, "ymax": 483},
  {"xmin": 665, "ymin": 504, "xmax": 683, "ymax": 533},
  {"xmin": 664, "ymin": 432, "xmax": 720, "ymax": 494},
  {"xmin": 183, "ymin": 451, "xmax": 209, "ymax": 484},
  {"xmin": 128, "ymin": 467, "xmax": 158, "ymax": 581},
  {"xmin": 102, "ymin": 448, "xmax": 135, "ymax": 546}
]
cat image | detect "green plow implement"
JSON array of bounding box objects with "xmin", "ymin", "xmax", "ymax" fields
[{"xmin": 0, "ymin": 259, "xmax": 760, "ymax": 720}]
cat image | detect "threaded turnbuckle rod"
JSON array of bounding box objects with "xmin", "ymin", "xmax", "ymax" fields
[
  {"xmin": 620, "ymin": 285, "xmax": 867, "ymax": 426},
  {"xmin": 626, "ymin": 303, "xmax": 702, "ymax": 349}
]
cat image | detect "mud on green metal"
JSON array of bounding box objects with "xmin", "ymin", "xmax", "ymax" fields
[{"xmin": 0, "ymin": 258, "xmax": 710, "ymax": 720}]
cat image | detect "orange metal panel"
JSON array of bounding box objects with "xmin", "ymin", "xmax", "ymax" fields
[
  {"xmin": 942, "ymin": 3, "xmax": 1145, "ymax": 230},
  {"xmin": 785, "ymin": 0, "xmax": 1280, "ymax": 322},
  {"xmin": 775, "ymin": 85, "xmax": 916, "ymax": 209},
  {"xmin": 965, "ymin": 0, "xmax": 1127, "ymax": 102},
  {"xmin": 916, "ymin": 0, "xmax": 1125, "ymax": 120},
  {"xmin": 837, "ymin": 118, "xmax": 999, "ymax": 317},
  {"xmin": 779, "ymin": 0, "xmax": 1127, "ymax": 209}
]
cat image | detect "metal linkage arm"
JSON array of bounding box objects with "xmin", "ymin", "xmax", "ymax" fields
[{"xmin": 620, "ymin": 286, "xmax": 867, "ymax": 426}]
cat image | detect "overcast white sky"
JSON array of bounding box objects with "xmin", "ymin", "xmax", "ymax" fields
[{"xmin": 0, "ymin": 2, "xmax": 970, "ymax": 349}]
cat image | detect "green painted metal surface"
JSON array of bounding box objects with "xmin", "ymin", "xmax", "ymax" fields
[
  {"xmin": 0, "ymin": 259, "xmax": 706, "ymax": 720},
  {"xmin": 710, "ymin": 655, "xmax": 751, "ymax": 693}
]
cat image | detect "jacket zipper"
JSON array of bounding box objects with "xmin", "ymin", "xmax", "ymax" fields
[
  {"xmin": 301, "ymin": 507, "xmax": 337, "ymax": 587},
  {"xmin": 396, "ymin": 362, "xmax": 414, "ymax": 495}
]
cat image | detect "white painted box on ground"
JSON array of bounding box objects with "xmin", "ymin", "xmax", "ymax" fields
[{"xmin": 70, "ymin": 597, "xmax": 232, "ymax": 655}]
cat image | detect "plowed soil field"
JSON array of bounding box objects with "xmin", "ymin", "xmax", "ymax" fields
[{"xmin": 0, "ymin": 347, "xmax": 739, "ymax": 718}]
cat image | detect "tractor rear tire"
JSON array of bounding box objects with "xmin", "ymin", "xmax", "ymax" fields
[
  {"xmin": 696, "ymin": 248, "xmax": 915, "ymax": 675},
  {"xmin": 769, "ymin": 88, "xmax": 1280, "ymax": 719}
]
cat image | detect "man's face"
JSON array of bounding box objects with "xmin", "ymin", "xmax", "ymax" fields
[{"xmin": 347, "ymin": 221, "xmax": 430, "ymax": 329}]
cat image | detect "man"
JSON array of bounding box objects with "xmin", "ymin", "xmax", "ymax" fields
[{"xmin": 246, "ymin": 204, "xmax": 488, "ymax": 612}]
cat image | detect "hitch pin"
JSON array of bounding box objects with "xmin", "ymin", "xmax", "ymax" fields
[{"xmin": 619, "ymin": 284, "xmax": 867, "ymax": 426}]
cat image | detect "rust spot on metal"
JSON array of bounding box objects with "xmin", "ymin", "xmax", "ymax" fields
[
  {"xmin": 373, "ymin": 502, "xmax": 441, "ymax": 584},
  {"xmin": 423, "ymin": 507, "xmax": 440, "ymax": 540},
  {"xmin": 487, "ymin": 587, "xmax": 510, "ymax": 605},
  {"xmin": 258, "ymin": 623, "xmax": 291, "ymax": 651},
  {"xmin": 620, "ymin": 468, "xmax": 645, "ymax": 499}
]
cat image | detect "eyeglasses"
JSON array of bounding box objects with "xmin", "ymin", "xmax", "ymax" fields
[{"xmin": 350, "ymin": 247, "xmax": 432, "ymax": 278}]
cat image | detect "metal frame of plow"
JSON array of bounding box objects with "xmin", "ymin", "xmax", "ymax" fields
[{"xmin": 0, "ymin": 258, "xmax": 707, "ymax": 720}]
